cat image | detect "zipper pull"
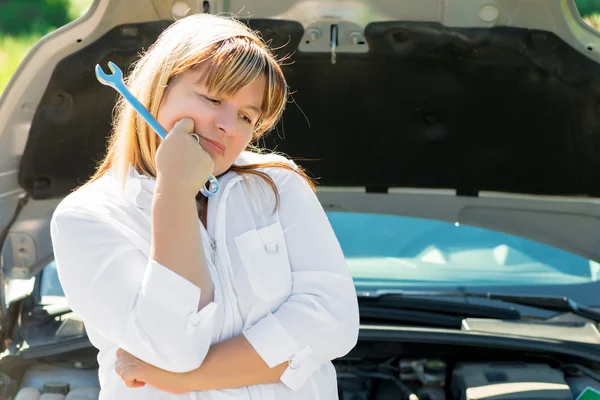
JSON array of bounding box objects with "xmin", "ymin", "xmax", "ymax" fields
[{"xmin": 210, "ymin": 239, "xmax": 217, "ymax": 264}]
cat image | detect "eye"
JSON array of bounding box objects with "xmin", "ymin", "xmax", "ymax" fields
[
  {"xmin": 203, "ymin": 95, "xmax": 221, "ymax": 105},
  {"xmin": 240, "ymin": 114, "xmax": 253, "ymax": 125}
]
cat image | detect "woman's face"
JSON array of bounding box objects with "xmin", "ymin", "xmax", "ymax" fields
[{"xmin": 157, "ymin": 65, "xmax": 265, "ymax": 176}]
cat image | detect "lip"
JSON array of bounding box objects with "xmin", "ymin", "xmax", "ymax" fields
[{"xmin": 199, "ymin": 136, "xmax": 226, "ymax": 155}]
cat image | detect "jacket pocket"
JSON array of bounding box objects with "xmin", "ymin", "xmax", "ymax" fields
[{"xmin": 234, "ymin": 221, "xmax": 292, "ymax": 302}]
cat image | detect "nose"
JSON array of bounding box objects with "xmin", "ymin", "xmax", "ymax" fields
[{"xmin": 214, "ymin": 108, "xmax": 237, "ymax": 137}]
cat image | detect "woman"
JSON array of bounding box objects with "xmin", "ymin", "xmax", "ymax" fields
[{"xmin": 50, "ymin": 12, "xmax": 359, "ymax": 400}]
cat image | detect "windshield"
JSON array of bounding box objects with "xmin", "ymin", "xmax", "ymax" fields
[
  {"xmin": 35, "ymin": 212, "xmax": 600, "ymax": 305},
  {"xmin": 40, "ymin": 260, "xmax": 66, "ymax": 302},
  {"xmin": 327, "ymin": 212, "xmax": 600, "ymax": 288}
]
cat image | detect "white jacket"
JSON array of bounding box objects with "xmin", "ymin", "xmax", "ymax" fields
[{"xmin": 50, "ymin": 151, "xmax": 360, "ymax": 400}]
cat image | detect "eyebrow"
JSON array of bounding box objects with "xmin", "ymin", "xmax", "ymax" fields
[
  {"xmin": 244, "ymin": 105, "xmax": 262, "ymax": 116},
  {"xmin": 193, "ymin": 78, "xmax": 262, "ymax": 116}
]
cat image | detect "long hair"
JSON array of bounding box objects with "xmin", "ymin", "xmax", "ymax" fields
[{"xmin": 85, "ymin": 13, "xmax": 315, "ymax": 213}]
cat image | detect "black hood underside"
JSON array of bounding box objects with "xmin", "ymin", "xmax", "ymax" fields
[{"xmin": 18, "ymin": 20, "xmax": 600, "ymax": 199}]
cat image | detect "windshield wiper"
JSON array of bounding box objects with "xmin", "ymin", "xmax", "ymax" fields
[
  {"xmin": 358, "ymin": 292, "xmax": 521, "ymax": 323},
  {"xmin": 359, "ymin": 289, "xmax": 600, "ymax": 322}
]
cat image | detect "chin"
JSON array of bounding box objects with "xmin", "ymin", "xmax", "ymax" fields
[{"xmin": 212, "ymin": 165, "xmax": 230, "ymax": 177}]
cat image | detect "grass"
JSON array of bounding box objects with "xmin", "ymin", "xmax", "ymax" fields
[
  {"xmin": 584, "ymin": 12, "xmax": 600, "ymax": 29},
  {"xmin": 0, "ymin": 0, "xmax": 93, "ymax": 96},
  {"xmin": 68, "ymin": 0, "xmax": 93, "ymax": 20},
  {"xmin": 0, "ymin": 33, "xmax": 46, "ymax": 94}
]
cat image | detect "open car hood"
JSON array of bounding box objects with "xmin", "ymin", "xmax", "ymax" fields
[{"xmin": 2, "ymin": 0, "xmax": 600, "ymax": 282}]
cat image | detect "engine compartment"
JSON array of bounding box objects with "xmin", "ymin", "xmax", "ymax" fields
[
  {"xmin": 0, "ymin": 347, "xmax": 99, "ymax": 399},
  {"xmin": 337, "ymin": 358, "xmax": 593, "ymax": 400},
  {"xmin": 13, "ymin": 361, "xmax": 99, "ymax": 399},
  {"xmin": 3, "ymin": 341, "xmax": 600, "ymax": 400}
]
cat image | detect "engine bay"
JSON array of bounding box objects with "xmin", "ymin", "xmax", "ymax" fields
[
  {"xmin": 337, "ymin": 358, "xmax": 595, "ymax": 400},
  {"xmin": 2, "ymin": 342, "xmax": 600, "ymax": 400}
]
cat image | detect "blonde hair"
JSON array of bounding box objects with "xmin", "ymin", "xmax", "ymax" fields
[{"xmin": 85, "ymin": 13, "xmax": 315, "ymax": 209}]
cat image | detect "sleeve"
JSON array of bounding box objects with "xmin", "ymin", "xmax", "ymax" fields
[
  {"xmin": 50, "ymin": 208, "xmax": 219, "ymax": 373},
  {"xmin": 242, "ymin": 169, "xmax": 360, "ymax": 390}
]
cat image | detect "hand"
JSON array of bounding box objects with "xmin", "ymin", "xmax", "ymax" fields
[
  {"xmin": 115, "ymin": 348, "xmax": 191, "ymax": 394},
  {"xmin": 155, "ymin": 118, "xmax": 214, "ymax": 196}
]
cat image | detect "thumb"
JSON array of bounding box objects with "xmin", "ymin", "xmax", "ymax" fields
[{"xmin": 171, "ymin": 118, "xmax": 195, "ymax": 135}]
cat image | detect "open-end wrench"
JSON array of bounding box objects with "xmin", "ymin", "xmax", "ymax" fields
[{"xmin": 95, "ymin": 61, "xmax": 219, "ymax": 197}]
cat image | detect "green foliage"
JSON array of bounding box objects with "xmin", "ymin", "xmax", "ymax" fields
[
  {"xmin": 575, "ymin": 0, "xmax": 600, "ymax": 17},
  {"xmin": 0, "ymin": 33, "xmax": 43, "ymax": 94},
  {"xmin": 68, "ymin": 0, "xmax": 93, "ymax": 20},
  {"xmin": 0, "ymin": 0, "xmax": 92, "ymax": 95},
  {"xmin": 586, "ymin": 12, "xmax": 600, "ymax": 27},
  {"xmin": 0, "ymin": 0, "xmax": 71, "ymax": 36}
]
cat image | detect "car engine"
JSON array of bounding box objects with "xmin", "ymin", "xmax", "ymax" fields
[
  {"xmin": 336, "ymin": 358, "xmax": 593, "ymax": 400},
  {"xmin": 6, "ymin": 354, "xmax": 600, "ymax": 400}
]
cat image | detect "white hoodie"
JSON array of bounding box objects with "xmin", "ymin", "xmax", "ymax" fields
[{"xmin": 50, "ymin": 151, "xmax": 360, "ymax": 400}]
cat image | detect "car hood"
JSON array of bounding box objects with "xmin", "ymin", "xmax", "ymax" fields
[{"xmin": 1, "ymin": 0, "xmax": 600, "ymax": 282}]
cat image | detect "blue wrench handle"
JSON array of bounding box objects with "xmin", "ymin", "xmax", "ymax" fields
[
  {"xmin": 111, "ymin": 80, "xmax": 168, "ymax": 139},
  {"xmin": 95, "ymin": 62, "xmax": 218, "ymax": 197}
]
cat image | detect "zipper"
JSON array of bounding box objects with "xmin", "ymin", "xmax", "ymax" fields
[
  {"xmin": 206, "ymin": 176, "xmax": 244, "ymax": 338},
  {"xmin": 208, "ymin": 238, "xmax": 222, "ymax": 291},
  {"xmin": 210, "ymin": 238, "xmax": 217, "ymax": 264},
  {"xmin": 207, "ymin": 175, "xmax": 259, "ymax": 398},
  {"xmin": 209, "ymin": 236, "xmax": 252, "ymax": 399},
  {"xmin": 209, "ymin": 237, "xmax": 231, "ymax": 319},
  {"xmin": 209, "ymin": 220, "xmax": 240, "ymax": 342}
]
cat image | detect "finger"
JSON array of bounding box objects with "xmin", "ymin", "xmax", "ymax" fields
[
  {"xmin": 123, "ymin": 379, "xmax": 145, "ymax": 389},
  {"xmin": 119, "ymin": 367, "xmax": 147, "ymax": 389},
  {"xmin": 116, "ymin": 348, "xmax": 128, "ymax": 358},
  {"xmin": 115, "ymin": 357, "xmax": 135, "ymax": 375},
  {"xmin": 124, "ymin": 379, "xmax": 137, "ymax": 388},
  {"xmin": 120, "ymin": 370, "xmax": 138, "ymax": 388},
  {"xmin": 171, "ymin": 118, "xmax": 195, "ymax": 135},
  {"xmin": 118, "ymin": 365, "xmax": 140, "ymax": 381}
]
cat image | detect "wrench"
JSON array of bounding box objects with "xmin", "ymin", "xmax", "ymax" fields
[{"xmin": 95, "ymin": 61, "xmax": 219, "ymax": 197}]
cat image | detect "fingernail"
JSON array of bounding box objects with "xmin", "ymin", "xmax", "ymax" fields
[{"xmin": 179, "ymin": 118, "xmax": 194, "ymax": 131}]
